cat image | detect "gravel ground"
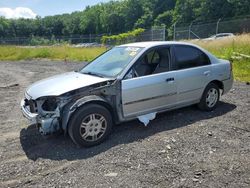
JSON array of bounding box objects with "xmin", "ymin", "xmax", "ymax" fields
[{"xmin": 0, "ymin": 60, "xmax": 249, "ymax": 188}]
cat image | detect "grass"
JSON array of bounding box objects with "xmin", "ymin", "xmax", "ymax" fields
[
  {"xmin": 0, "ymin": 34, "xmax": 249, "ymax": 82},
  {"xmin": 0, "ymin": 45, "xmax": 107, "ymax": 62}
]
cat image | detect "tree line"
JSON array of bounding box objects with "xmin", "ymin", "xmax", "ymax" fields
[{"xmin": 0, "ymin": 0, "xmax": 249, "ymax": 38}]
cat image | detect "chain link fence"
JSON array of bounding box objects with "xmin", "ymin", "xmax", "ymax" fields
[
  {"xmin": 0, "ymin": 34, "xmax": 103, "ymax": 46},
  {"xmin": 174, "ymin": 16, "xmax": 250, "ymax": 40},
  {"xmin": 136, "ymin": 27, "xmax": 166, "ymax": 42},
  {"xmin": 0, "ymin": 27, "xmax": 166, "ymax": 46},
  {"xmin": 103, "ymin": 27, "xmax": 165, "ymax": 46},
  {"xmin": 1, "ymin": 17, "xmax": 250, "ymax": 45}
]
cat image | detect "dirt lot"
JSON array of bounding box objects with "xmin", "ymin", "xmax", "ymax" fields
[{"xmin": 0, "ymin": 60, "xmax": 249, "ymax": 188}]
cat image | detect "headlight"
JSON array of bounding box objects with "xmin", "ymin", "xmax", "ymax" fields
[{"xmin": 41, "ymin": 97, "xmax": 58, "ymax": 111}]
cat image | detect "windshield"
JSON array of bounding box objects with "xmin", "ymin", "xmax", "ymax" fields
[{"xmin": 80, "ymin": 46, "xmax": 143, "ymax": 78}]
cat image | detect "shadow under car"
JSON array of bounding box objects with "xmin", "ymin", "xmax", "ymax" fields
[{"xmin": 20, "ymin": 101, "xmax": 236, "ymax": 161}]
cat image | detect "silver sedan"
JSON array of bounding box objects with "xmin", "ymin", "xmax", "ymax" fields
[{"xmin": 21, "ymin": 41, "xmax": 233, "ymax": 147}]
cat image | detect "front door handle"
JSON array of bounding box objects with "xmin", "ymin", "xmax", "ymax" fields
[
  {"xmin": 204, "ymin": 71, "xmax": 211, "ymax": 76},
  {"xmin": 166, "ymin": 77, "xmax": 174, "ymax": 82}
]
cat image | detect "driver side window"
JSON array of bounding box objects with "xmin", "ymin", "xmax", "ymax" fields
[{"xmin": 124, "ymin": 47, "xmax": 170, "ymax": 79}]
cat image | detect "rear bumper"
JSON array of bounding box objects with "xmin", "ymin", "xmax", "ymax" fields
[
  {"xmin": 222, "ymin": 76, "xmax": 234, "ymax": 94},
  {"xmin": 20, "ymin": 99, "xmax": 38, "ymax": 124}
]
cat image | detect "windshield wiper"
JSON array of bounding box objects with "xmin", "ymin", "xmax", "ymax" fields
[{"xmin": 82, "ymin": 71, "xmax": 104, "ymax": 78}]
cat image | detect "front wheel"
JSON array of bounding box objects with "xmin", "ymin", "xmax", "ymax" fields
[
  {"xmin": 68, "ymin": 104, "xmax": 113, "ymax": 147},
  {"xmin": 198, "ymin": 83, "xmax": 220, "ymax": 111}
]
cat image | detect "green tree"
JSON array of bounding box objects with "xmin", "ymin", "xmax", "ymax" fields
[{"xmin": 0, "ymin": 0, "xmax": 249, "ymax": 39}]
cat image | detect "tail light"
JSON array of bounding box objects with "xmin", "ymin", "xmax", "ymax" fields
[{"xmin": 229, "ymin": 61, "xmax": 233, "ymax": 78}]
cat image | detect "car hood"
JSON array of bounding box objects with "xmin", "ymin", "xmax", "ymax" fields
[{"xmin": 26, "ymin": 72, "xmax": 110, "ymax": 100}]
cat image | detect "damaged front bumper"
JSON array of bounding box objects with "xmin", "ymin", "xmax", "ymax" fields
[
  {"xmin": 21, "ymin": 99, "xmax": 60, "ymax": 135},
  {"xmin": 21, "ymin": 99, "xmax": 38, "ymax": 124}
]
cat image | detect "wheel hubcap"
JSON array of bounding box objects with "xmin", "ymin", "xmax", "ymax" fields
[
  {"xmin": 79, "ymin": 113, "xmax": 107, "ymax": 142},
  {"xmin": 206, "ymin": 88, "xmax": 218, "ymax": 108}
]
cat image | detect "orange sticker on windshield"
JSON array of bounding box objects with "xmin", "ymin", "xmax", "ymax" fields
[
  {"xmin": 129, "ymin": 51, "xmax": 137, "ymax": 56},
  {"xmin": 125, "ymin": 47, "xmax": 140, "ymax": 52}
]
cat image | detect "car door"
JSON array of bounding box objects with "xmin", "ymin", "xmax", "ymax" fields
[
  {"xmin": 172, "ymin": 45, "xmax": 212, "ymax": 105},
  {"xmin": 121, "ymin": 47, "xmax": 177, "ymax": 118}
]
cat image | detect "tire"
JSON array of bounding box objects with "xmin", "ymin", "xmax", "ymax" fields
[
  {"xmin": 198, "ymin": 83, "xmax": 220, "ymax": 111},
  {"xmin": 68, "ymin": 104, "xmax": 113, "ymax": 147}
]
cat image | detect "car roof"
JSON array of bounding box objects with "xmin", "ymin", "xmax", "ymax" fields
[
  {"xmin": 118, "ymin": 41, "xmax": 218, "ymax": 63},
  {"xmin": 119, "ymin": 41, "xmax": 199, "ymax": 48},
  {"xmin": 217, "ymin": 33, "xmax": 233, "ymax": 35},
  {"xmin": 216, "ymin": 33, "xmax": 234, "ymax": 36}
]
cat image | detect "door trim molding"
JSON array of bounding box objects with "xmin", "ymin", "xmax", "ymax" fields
[
  {"xmin": 124, "ymin": 92, "xmax": 177, "ymax": 106},
  {"xmin": 179, "ymin": 87, "xmax": 203, "ymax": 95}
]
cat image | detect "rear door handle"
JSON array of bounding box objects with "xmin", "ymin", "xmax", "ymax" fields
[
  {"xmin": 166, "ymin": 77, "xmax": 174, "ymax": 82},
  {"xmin": 204, "ymin": 71, "xmax": 211, "ymax": 76}
]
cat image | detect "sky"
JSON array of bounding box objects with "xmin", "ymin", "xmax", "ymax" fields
[{"xmin": 0, "ymin": 0, "xmax": 110, "ymax": 19}]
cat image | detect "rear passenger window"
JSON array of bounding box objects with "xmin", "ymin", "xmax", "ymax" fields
[{"xmin": 174, "ymin": 45, "xmax": 210, "ymax": 70}]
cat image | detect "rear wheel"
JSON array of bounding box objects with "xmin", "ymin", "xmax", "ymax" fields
[
  {"xmin": 68, "ymin": 104, "xmax": 113, "ymax": 147},
  {"xmin": 198, "ymin": 83, "xmax": 220, "ymax": 111}
]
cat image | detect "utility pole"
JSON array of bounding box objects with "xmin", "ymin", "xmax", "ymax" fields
[
  {"xmin": 216, "ymin": 18, "xmax": 221, "ymax": 35},
  {"xmin": 89, "ymin": 33, "xmax": 92, "ymax": 43},
  {"xmin": 189, "ymin": 22, "xmax": 193, "ymax": 40},
  {"xmin": 163, "ymin": 25, "xmax": 166, "ymax": 41},
  {"xmin": 151, "ymin": 28, "xmax": 154, "ymax": 41},
  {"xmin": 173, "ymin": 22, "xmax": 176, "ymax": 41}
]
